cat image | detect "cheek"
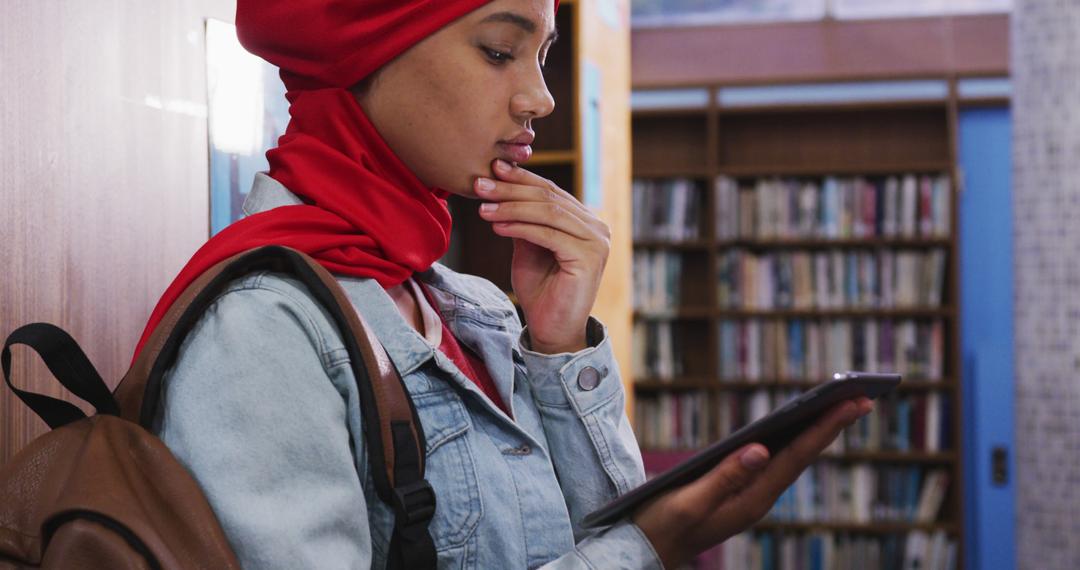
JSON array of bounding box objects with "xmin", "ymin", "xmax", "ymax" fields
[{"xmin": 424, "ymin": 66, "xmax": 504, "ymax": 188}]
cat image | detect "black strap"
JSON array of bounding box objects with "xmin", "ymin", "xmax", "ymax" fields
[
  {"xmin": 386, "ymin": 421, "xmax": 437, "ymax": 569},
  {"xmin": 2, "ymin": 323, "xmax": 120, "ymax": 429}
]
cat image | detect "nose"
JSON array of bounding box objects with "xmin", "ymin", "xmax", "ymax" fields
[{"xmin": 510, "ymin": 64, "xmax": 556, "ymax": 124}]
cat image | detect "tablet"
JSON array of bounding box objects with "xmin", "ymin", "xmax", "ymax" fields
[{"xmin": 581, "ymin": 371, "xmax": 901, "ymax": 529}]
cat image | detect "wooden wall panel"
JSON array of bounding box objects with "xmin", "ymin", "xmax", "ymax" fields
[
  {"xmin": 631, "ymin": 14, "xmax": 1009, "ymax": 88},
  {"xmin": 1, "ymin": 0, "xmax": 233, "ymax": 462},
  {"xmin": 576, "ymin": 0, "xmax": 635, "ymax": 410}
]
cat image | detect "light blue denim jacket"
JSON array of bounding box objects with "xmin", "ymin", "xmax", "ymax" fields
[{"xmin": 154, "ymin": 173, "xmax": 663, "ymax": 569}]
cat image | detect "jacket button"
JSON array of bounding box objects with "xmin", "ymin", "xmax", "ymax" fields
[{"xmin": 577, "ymin": 366, "xmax": 602, "ymax": 391}]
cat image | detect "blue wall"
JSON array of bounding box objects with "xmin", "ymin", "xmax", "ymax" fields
[{"xmin": 958, "ymin": 106, "xmax": 1015, "ymax": 570}]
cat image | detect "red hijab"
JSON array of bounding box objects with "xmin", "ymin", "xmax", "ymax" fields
[{"xmin": 131, "ymin": 0, "xmax": 558, "ymax": 363}]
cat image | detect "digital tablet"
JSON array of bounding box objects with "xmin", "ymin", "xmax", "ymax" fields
[{"xmin": 581, "ymin": 371, "xmax": 901, "ymax": 529}]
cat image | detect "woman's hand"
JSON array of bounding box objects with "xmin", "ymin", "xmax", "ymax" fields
[
  {"xmin": 632, "ymin": 397, "xmax": 874, "ymax": 569},
  {"xmin": 476, "ymin": 158, "xmax": 611, "ymax": 354}
]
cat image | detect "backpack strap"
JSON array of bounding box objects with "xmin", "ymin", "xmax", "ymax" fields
[
  {"xmin": 2, "ymin": 323, "xmax": 120, "ymax": 429},
  {"xmin": 111, "ymin": 245, "xmax": 436, "ymax": 569}
]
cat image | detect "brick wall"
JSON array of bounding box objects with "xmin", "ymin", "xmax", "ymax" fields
[{"xmin": 1012, "ymin": 2, "xmax": 1080, "ymax": 568}]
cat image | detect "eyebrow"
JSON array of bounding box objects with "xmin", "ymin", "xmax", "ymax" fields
[{"xmin": 480, "ymin": 11, "xmax": 559, "ymax": 45}]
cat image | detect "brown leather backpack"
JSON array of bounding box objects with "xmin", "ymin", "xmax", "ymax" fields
[{"xmin": 0, "ymin": 246, "xmax": 437, "ymax": 569}]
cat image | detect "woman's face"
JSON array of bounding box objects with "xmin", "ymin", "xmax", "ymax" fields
[{"xmin": 353, "ymin": 0, "xmax": 557, "ymax": 198}]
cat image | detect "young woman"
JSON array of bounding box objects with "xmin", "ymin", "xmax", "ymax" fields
[{"xmin": 133, "ymin": 0, "xmax": 873, "ymax": 567}]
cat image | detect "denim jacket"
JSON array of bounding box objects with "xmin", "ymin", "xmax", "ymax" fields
[{"xmin": 154, "ymin": 173, "xmax": 663, "ymax": 569}]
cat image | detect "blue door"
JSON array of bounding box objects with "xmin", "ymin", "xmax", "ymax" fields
[{"xmin": 958, "ymin": 105, "xmax": 1015, "ymax": 570}]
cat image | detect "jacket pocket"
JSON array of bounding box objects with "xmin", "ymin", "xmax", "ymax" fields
[{"xmin": 411, "ymin": 389, "xmax": 483, "ymax": 551}]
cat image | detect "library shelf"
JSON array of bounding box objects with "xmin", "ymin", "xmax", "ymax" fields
[
  {"xmin": 639, "ymin": 449, "xmax": 954, "ymax": 462},
  {"xmin": 715, "ymin": 99, "xmax": 950, "ymax": 116},
  {"xmin": 633, "ymin": 166, "xmax": 713, "ymax": 178},
  {"xmin": 633, "ymin": 308, "xmax": 957, "ymax": 320},
  {"xmin": 527, "ymin": 149, "xmax": 577, "ymax": 166},
  {"xmin": 711, "ymin": 237, "xmax": 953, "ymax": 250},
  {"xmin": 634, "ymin": 238, "xmax": 952, "ymax": 250},
  {"xmin": 630, "ymin": 80, "xmax": 967, "ymax": 563},
  {"xmin": 820, "ymin": 451, "xmax": 958, "ymax": 464},
  {"xmin": 640, "ymin": 448, "xmax": 956, "ymax": 464},
  {"xmin": 633, "ymin": 307, "xmax": 715, "ymax": 320},
  {"xmin": 713, "ymin": 308, "xmax": 956, "ymax": 319},
  {"xmin": 718, "ymin": 162, "xmax": 953, "ymax": 177},
  {"xmin": 752, "ymin": 521, "xmax": 959, "ymax": 535},
  {"xmin": 632, "ymin": 379, "xmax": 957, "ymax": 392},
  {"xmin": 632, "ymin": 239, "xmax": 714, "ymax": 250}
]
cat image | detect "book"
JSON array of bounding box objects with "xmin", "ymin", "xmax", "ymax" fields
[
  {"xmin": 632, "ymin": 177, "xmax": 704, "ymax": 240},
  {"xmin": 715, "ymin": 249, "xmax": 948, "ymax": 311},
  {"xmin": 915, "ymin": 469, "xmax": 950, "ymax": 523},
  {"xmin": 704, "ymin": 530, "xmax": 955, "ymax": 570},
  {"xmin": 709, "ymin": 174, "xmax": 950, "ymax": 241}
]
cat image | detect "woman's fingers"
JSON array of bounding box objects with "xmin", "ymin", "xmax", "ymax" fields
[
  {"xmin": 489, "ymin": 220, "xmax": 592, "ymax": 263},
  {"xmin": 729, "ymin": 398, "xmax": 871, "ymax": 513},
  {"xmin": 479, "ymin": 199, "xmax": 598, "ymax": 243},
  {"xmin": 683, "ymin": 443, "xmax": 771, "ymax": 511},
  {"xmin": 491, "ymin": 159, "xmax": 590, "ymax": 216},
  {"xmin": 475, "ymin": 174, "xmax": 610, "ymax": 255},
  {"xmin": 475, "ymin": 174, "xmax": 598, "ymax": 232},
  {"xmin": 770, "ymin": 397, "xmax": 871, "ymax": 473},
  {"xmin": 632, "ymin": 443, "xmax": 771, "ymax": 568}
]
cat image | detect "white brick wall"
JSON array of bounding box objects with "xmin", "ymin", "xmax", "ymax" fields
[{"xmin": 1013, "ymin": 2, "xmax": 1080, "ymax": 568}]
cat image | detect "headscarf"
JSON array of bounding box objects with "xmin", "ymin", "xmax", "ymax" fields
[{"xmin": 131, "ymin": 0, "xmax": 559, "ymax": 363}]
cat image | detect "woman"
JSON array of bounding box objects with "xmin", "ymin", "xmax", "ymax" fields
[{"xmin": 134, "ymin": 0, "xmax": 873, "ymax": 567}]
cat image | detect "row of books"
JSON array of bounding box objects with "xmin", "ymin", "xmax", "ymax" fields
[
  {"xmin": 716, "ymin": 248, "xmax": 948, "ymax": 310},
  {"xmin": 846, "ymin": 393, "xmax": 950, "ymax": 453},
  {"xmin": 704, "ymin": 530, "xmax": 956, "ymax": 570},
  {"xmin": 633, "ymin": 318, "xmax": 946, "ymax": 383},
  {"xmin": 632, "ymin": 320, "xmax": 688, "ymax": 381},
  {"xmin": 715, "ymin": 174, "xmax": 952, "ymax": 240},
  {"xmin": 632, "ymin": 250, "xmax": 684, "ymax": 312},
  {"xmin": 769, "ymin": 465, "xmax": 950, "ymax": 524},
  {"xmin": 634, "ymin": 390, "xmax": 951, "ymax": 453},
  {"xmin": 632, "ymin": 177, "xmax": 704, "ymax": 240},
  {"xmin": 718, "ymin": 319, "xmax": 945, "ymax": 382}
]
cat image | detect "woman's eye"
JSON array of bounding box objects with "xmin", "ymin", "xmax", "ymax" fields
[{"xmin": 483, "ymin": 47, "xmax": 514, "ymax": 64}]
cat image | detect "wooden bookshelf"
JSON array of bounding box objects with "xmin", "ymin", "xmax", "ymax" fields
[
  {"xmin": 630, "ymin": 80, "xmax": 966, "ymax": 562},
  {"xmin": 753, "ymin": 521, "xmax": 959, "ymax": 534},
  {"xmin": 634, "ymin": 379, "xmax": 957, "ymax": 392},
  {"xmin": 635, "ymin": 308, "xmax": 956, "ymax": 319}
]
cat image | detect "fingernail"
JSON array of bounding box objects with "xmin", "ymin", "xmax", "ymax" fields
[
  {"xmin": 740, "ymin": 446, "xmax": 769, "ymax": 470},
  {"xmin": 476, "ymin": 177, "xmax": 495, "ymax": 192},
  {"xmin": 494, "ymin": 159, "xmax": 512, "ymax": 173},
  {"xmin": 480, "ymin": 202, "xmax": 498, "ymax": 212}
]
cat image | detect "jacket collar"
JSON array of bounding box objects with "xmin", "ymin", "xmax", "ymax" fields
[{"xmin": 241, "ymin": 173, "xmax": 524, "ymax": 382}]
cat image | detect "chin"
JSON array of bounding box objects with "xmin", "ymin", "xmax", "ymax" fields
[{"xmin": 438, "ymin": 176, "xmax": 478, "ymax": 200}]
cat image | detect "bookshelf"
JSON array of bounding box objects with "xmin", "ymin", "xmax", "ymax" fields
[{"xmin": 630, "ymin": 81, "xmax": 965, "ymax": 569}]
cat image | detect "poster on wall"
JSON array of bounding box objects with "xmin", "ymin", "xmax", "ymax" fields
[{"xmin": 205, "ymin": 18, "xmax": 290, "ymax": 235}]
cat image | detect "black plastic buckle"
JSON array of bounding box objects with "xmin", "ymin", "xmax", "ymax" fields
[{"xmin": 391, "ymin": 480, "xmax": 437, "ymax": 527}]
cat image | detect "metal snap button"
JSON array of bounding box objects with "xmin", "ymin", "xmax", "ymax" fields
[{"xmin": 577, "ymin": 366, "xmax": 602, "ymax": 391}]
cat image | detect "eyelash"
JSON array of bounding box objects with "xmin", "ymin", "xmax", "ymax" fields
[
  {"xmin": 483, "ymin": 47, "xmax": 547, "ymax": 69},
  {"xmin": 483, "ymin": 47, "xmax": 514, "ymax": 64}
]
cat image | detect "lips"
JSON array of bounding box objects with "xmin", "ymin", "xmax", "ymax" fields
[
  {"xmin": 502, "ymin": 130, "xmax": 535, "ymax": 145},
  {"xmin": 497, "ymin": 130, "xmax": 536, "ymax": 164},
  {"xmin": 497, "ymin": 142, "xmax": 533, "ymax": 163}
]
